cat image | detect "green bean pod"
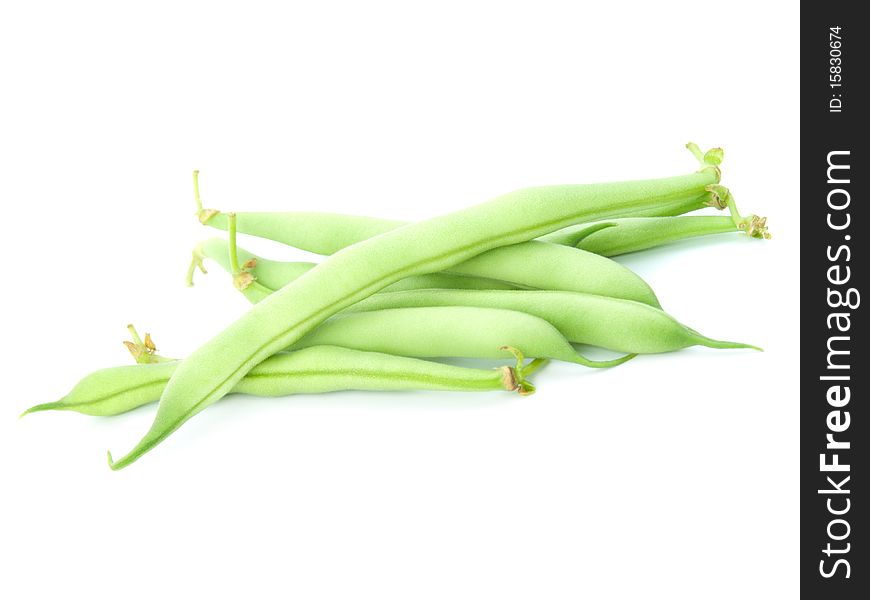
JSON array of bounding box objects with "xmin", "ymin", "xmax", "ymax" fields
[
  {"xmin": 191, "ymin": 238, "xmax": 521, "ymax": 294},
  {"xmin": 198, "ymin": 209, "xmax": 405, "ymax": 256},
  {"xmin": 198, "ymin": 231, "xmax": 661, "ymax": 307},
  {"xmin": 200, "ymin": 245, "xmax": 755, "ymax": 354},
  {"xmin": 111, "ymin": 145, "xmax": 723, "ymax": 469},
  {"xmin": 291, "ymin": 307, "xmax": 637, "ymax": 365},
  {"xmin": 540, "ymin": 215, "xmax": 759, "ymax": 256},
  {"xmin": 198, "ymin": 193, "xmax": 718, "ymax": 255},
  {"xmin": 346, "ymin": 290, "xmax": 758, "ymax": 354},
  {"xmin": 197, "ymin": 166, "xmax": 766, "ymax": 263},
  {"xmin": 23, "ymin": 346, "xmax": 541, "ymax": 418},
  {"xmin": 445, "ymin": 240, "xmax": 659, "ymax": 305}
]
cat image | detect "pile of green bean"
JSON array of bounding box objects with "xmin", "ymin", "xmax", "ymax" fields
[{"xmin": 24, "ymin": 143, "xmax": 770, "ymax": 469}]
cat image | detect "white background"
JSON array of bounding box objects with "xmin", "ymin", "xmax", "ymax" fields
[{"xmin": 0, "ymin": 1, "xmax": 799, "ymax": 598}]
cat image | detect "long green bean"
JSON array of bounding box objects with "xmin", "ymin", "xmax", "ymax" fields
[{"xmin": 24, "ymin": 345, "xmax": 543, "ymax": 417}]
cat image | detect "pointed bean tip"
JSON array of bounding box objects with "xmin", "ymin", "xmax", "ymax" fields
[
  {"xmin": 699, "ymin": 336, "xmax": 764, "ymax": 353},
  {"xmin": 107, "ymin": 449, "xmax": 138, "ymax": 471},
  {"xmin": 19, "ymin": 401, "xmax": 61, "ymax": 418},
  {"xmin": 725, "ymin": 341, "xmax": 764, "ymax": 352}
]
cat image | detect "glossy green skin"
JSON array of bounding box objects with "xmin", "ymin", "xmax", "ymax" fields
[
  {"xmin": 348, "ymin": 290, "xmax": 754, "ymax": 354},
  {"xmin": 24, "ymin": 346, "xmax": 523, "ymax": 417},
  {"xmin": 291, "ymin": 306, "xmax": 635, "ymax": 365},
  {"xmin": 113, "ymin": 168, "xmax": 718, "ymax": 468},
  {"xmin": 199, "ymin": 238, "xmax": 521, "ymax": 293},
  {"xmin": 540, "ymin": 215, "xmax": 738, "ymax": 256}
]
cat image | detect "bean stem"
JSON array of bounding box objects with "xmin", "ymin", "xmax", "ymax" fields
[
  {"xmin": 185, "ymin": 242, "xmax": 208, "ymax": 287},
  {"xmin": 193, "ymin": 170, "xmax": 202, "ymax": 213},
  {"xmin": 123, "ymin": 324, "xmax": 173, "ymax": 364}
]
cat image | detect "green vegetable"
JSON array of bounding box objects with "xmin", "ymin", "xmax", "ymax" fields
[
  {"xmin": 207, "ymin": 213, "xmax": 662, "ymax": 307},
  {"xmin": 108, "ymin": 144, "xmax": 724, "ymax": 469},
  {"xmin": 189, "ymin": 237, "xmax": 521, "ymax": 294},
  {"xmin": 23, "ymin": 342, "xmax": 543, "ymax": 417},
  {"xmin": 541, "ymin": 198, "xmax": 770, "ymax": 254},
  {"xmin": 291, "ymin": 306, "xmax": 638, "ymax": 364},
  {"xmin": 347, "ymin": 290, "xmax": 759, "ymax": 354},
  {"xmin": 197, "ymin": 241, "xmax": 757, "ymax": 354}
]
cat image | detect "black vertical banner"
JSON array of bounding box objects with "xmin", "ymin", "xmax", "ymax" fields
[{"xmin": 801, "ymin": 4, "xmax": 867, "ymax": 598}]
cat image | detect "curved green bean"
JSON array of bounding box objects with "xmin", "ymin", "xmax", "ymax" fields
[
  {"xmin": 200, "ymin": 214, "xmax": 662, "ymax": 307},
  {"xmin": 196, "ymin": 191, "xmax": 721, "ymax": 255},
  {"xmin": 195, "ymin": 185, "xmax": 772, "ymax": 308},
  {"xmin": 539, "ymin": 216, "xmax": 737, "ymax": 253},
  {"xmin": 196, "ymin": 160, "xmax": 766, "ymax": 264},
  {"xmin": 24, "ymin": 345, "xmax": 542, "ymax": 417},
  {"xmin": 197, "ymin": 244, "xmax": 755, "ymax": 354},
  {"xmin": 110, "ymin": 144, "xmax": 723, "ymax": 469},
  {"xmin": 446, "ymin": 240, "xmax": 659, "ymax": 305},
  {"xmin": 346, "ymin": 290, "xmax": 759, "ymax": 354},
  {"xmin": 589, "ymin": 217, "xmax": 738, "ymax": 255},
  {"xmin": 194, "ymin": 186, "xmax": 717, "ymax": 310},
  {"xmin": 291, "ymin": 307, "xmax": 638, "ymax": 365},
  {"xmin": 540, "ymin": 194, "xmax": 770, "ymax": 254}
]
